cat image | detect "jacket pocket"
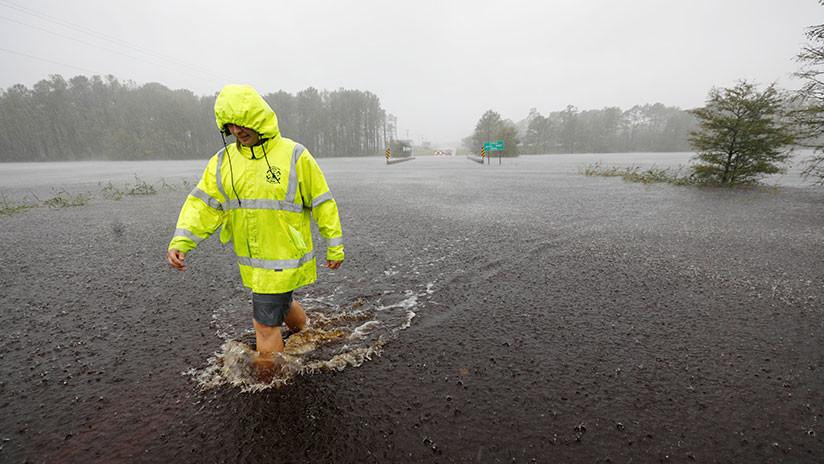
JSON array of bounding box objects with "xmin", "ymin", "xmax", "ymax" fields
[
  {"xmin": 219, "ymin": 214, "xmax": 232, "ymax": 245},
  {"xmin": 287, "ymin": 223, "xmax": 308, "ymax": 256}
]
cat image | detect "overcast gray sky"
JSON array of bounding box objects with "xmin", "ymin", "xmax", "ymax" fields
[{"xmin": 0, "ymin": 0, "xmax": 820, "ymax": 145}]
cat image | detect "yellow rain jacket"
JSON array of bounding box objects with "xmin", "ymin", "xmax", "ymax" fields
[{"xmin": 168, "ymin": 84, "xmax": 344, "ymax": 294}]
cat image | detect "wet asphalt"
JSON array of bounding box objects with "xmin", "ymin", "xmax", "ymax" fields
[{"xmin": 1, "ymin": 155, "xmax": 823, "ymax": 463}]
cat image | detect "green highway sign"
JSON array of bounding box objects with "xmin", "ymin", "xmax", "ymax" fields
[{"xmin": 483, "ymin": 140, "xmax": 505, "ymax": 152}]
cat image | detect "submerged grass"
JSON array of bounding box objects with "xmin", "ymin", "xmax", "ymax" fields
[
  {"xmin": 0, "ymin": 194, "xmax": 36, "ymax": 216},
  {"xmin": 581, "ymin": 162, "xmax": 696, "ymax": 186},
  {"xmin": 125, "ymin": 175, "xmax": 157, "ymax": 196},
  {"xmin": 580, "ymin": 162, "xmax": 784, "ymax": 190},
  {"xmin": 42, "ymin": 190, "xmax": 91, "ymax": 208},
  {"xmin": 2, "ymin": 177, "xmax": 195, "ymax": 217},
  {"xmin": 99, "ymin": 181, "xmax": 124, "ymax": 201}
]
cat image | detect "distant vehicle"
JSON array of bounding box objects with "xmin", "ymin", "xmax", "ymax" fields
[{"xmin": 433, "ymin": 148, "xmax": 454, "ymax": 156}]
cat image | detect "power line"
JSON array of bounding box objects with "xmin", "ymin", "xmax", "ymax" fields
[
  {"xmin": 0, "ymin": 0, "xmax": 157, "ymax": 52},
  {"xmin": 0, "ymin": 0, "xmax": 230, "ymax": 81},
  {"xmin": 0, "ymin": 14, "xmax": 221, "ymax": 86},
  {"xmin": 0, "ymin": 46, "xmax": 99, "ymax": 74},
  {"xmin": 0, "ymin": 0, "xmax": 231, "ymax": 84}
]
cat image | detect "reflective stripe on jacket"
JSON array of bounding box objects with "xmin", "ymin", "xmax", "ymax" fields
[{"xmin": 168, "ymin": 84, "xmax": 344, "ymax": 294}]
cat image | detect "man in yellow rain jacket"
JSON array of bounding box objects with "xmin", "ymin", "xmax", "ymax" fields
[{"xmin": 165, "ymin": 84, "xmax": 344, "ymax": 366}]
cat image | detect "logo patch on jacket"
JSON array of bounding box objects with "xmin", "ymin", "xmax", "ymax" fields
[{"xmin": 266, "ymin": 166, "xmax": 282, "ymax": 184}]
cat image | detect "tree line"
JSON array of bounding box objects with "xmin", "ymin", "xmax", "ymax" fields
[
  {"xmin": 0, "ymin": 74, "xmax": 394, "ymax": 161},
  {"xmin": 464, "ymin": 103, "xmax": 696, "ymax": 157},
  {"xmin": 465, "ymin": 2, "xmax": 824, "ymax": 187}
]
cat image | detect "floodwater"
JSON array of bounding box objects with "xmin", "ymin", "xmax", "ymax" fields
[
  {"xmin": 1, "ymin": 153, "xmax": 823, "ymax": 462},
  {"xmin": 0, "ymin": 151, "xmax": 815, "ymax": 198}
]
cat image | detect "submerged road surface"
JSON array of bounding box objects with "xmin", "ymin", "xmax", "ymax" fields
[{"xmin": 1, "ymin": 155, "xmax": 823, "ymax": 462}]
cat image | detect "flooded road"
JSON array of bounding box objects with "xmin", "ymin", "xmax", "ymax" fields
[{"xmin": 1, "ymin": 155, "xmax": 823, "ymax": 462}]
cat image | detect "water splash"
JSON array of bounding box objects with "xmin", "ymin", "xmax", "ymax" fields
[
  {"xmin": 186, "ymin": 284, "xmax": 434, "ymax": 392},
  {"xmin": 190, "ymin": 325, "xmax": 382, "ymax": 392}
]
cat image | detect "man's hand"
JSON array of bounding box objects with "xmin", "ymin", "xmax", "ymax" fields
[
  {"xmin": 166, "ymin": 249, "xmax": 187, "ymax": 271},
  {"xmin": 325, "ymin": 260, "xmax": 342, "ymax": 270}
]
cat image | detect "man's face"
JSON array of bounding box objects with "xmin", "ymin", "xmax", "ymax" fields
[{"xmin": 227, "ymin": 124, "xmax": 260, "ymax": 147}]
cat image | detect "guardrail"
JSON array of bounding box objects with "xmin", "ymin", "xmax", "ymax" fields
[{"xmin": 386, "ymin": 156, "xmax": 416, "ymax": 165}]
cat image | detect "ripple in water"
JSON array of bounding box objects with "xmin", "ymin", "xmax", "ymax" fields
[{"xmin": 185, "ymin": 285, "xmax": 432, "ymax": 392}]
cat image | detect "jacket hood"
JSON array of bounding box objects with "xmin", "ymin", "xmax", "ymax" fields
[{"xmin": 214, "ymin": 84, "xmax": 280, "ymax": 140}]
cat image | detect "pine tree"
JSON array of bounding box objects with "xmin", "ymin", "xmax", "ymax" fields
[
  {"xmin": 793, "ymin": 1, "xmax": 824, "ymax": 184},
  {"xmin": 689, "ymin": 81, "xmax": 795, "ymax": 185}
]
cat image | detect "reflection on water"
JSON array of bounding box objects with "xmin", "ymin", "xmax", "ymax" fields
[{"xmin": 186, "ymin": 288, "xmax": 427, "ymax": 392}]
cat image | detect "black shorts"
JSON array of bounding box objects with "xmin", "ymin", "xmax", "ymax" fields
[{"xmin": 252, "ymin": 291, "xmax": 294, "ymax": 327}]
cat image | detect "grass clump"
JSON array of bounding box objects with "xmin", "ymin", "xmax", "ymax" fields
[
  {"xmin": 99, "ymin": 181, "xmax": 124, "ymax": 200},
  {"xmin": 159, "ymin": 178, "xmax": 178, "ymax": 192},
  {"xmin": 581, "ymin": 162, "xmax": 695, "ymax": 186},
  {"xmin": 126, "ymin": 175, "xmax": 157, "ymax": 196},
  {"xmin": 0, "ymin": 203, "xmax": 33, "ymax": 216},
  {"xmin": 42, "ymin": 190, "xmax": 91, "ymax": 208},
  {"xmin": 0, "ymin": 194, "xmax": 35, "ymax": 216}
]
